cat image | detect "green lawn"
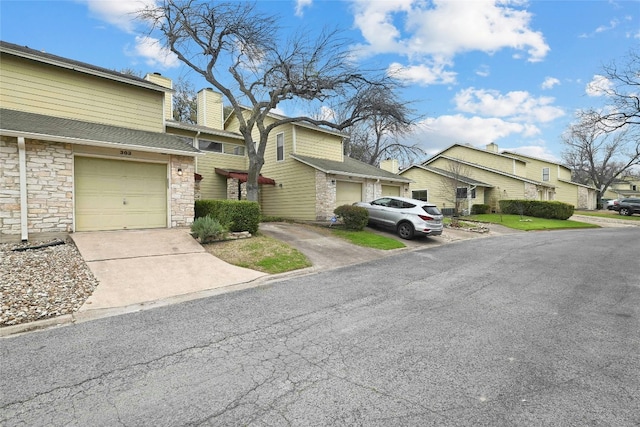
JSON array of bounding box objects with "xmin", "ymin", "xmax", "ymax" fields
[
  {"xmin": 466, "ymin": 214, "xmax": 600, "ymax": 231},
  {"xmin": 330, "ymin": 229, "xmax": 406, "ymax": 250}
]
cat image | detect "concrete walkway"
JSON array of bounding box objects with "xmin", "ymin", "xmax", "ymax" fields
[{"xmin": 70, "ymin": 228, "xmax": 266, "ymax": 314}]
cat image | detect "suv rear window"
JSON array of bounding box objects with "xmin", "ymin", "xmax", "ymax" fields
[{"xmin": 422, "ymin": 206, "xmax": 442, "ymax": 215}]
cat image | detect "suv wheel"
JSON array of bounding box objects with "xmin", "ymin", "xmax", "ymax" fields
[
  {"xmin": 619, "ymin": 207, "xmax": 632, "ymax": 216},
  {"xmin": 397, "ymin": 222, "xmax": 415, "ymax": 240}
]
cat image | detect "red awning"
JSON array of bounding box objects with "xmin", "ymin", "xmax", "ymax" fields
[{"xmin": 215, "ymin": 168, "xmax": 276, "ymax": 185}]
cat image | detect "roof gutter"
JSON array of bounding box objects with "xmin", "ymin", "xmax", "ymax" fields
[
  {"xmin": 0, "ymin": 130, "xmax": 202, "ymax": 157},
  {"xmin": 17, "ymin": 137, "xmax": 28, "ymax": 241}
]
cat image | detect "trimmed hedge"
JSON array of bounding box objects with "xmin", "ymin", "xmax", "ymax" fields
[
  {"xmin": 334, "ymin": 204, "xmax": 369, "ymax": 231},
  {"xmin": 499, "ymin": 200, "xmax": 574, "ymax": 220},
  {"xmin": 195, "ymin": 199, "xmax": 261, "ymax": 234},
  {"xmin": 471, "ymin": 204, "xmax": 490, "ymax": 215}
]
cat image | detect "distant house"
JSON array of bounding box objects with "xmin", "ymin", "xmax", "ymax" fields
[
  {"xmin": 400, "ymin": 143, "xmax": 597, "ymax": 213},
  {"xmin": 0, "ymin": 41, "xmax": 199, "ymax": 242},
  {"xmin": 1, "ymin": 40, "xmax": 410, "ymax": 242},
  {"xmin": 603, "ymin": 175, "xmax": 640, "ymax": 200}
]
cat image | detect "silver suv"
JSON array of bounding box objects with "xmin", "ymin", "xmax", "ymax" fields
[{"xmin": 355, "ymin": 196, "xmax": 444, "ymax": 239}]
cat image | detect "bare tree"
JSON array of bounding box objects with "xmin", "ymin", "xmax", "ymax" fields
[
  {"xmin": 562, "ymin": 114, "xmax": 639, "ymax": 202},
  {"xmin": 342, "ymin": 86, "xmax": 424, "ymax": 166},
  {"xmin": 172, "ymin": 77, "xmax": 197, "ymax": 124},
  {"xmin": 581, "ymin": 47, "xmax": 640, "ymax": 133},
  {"xmin": 139, "ymin": 1, "xmax": 396, "ymax": 201},
  {"xmin": 437, "ymin": 159, "xmax": 474, "ymax": 220}
]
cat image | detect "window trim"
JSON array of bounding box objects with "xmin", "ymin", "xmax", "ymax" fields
[
  {"xmin": 412, "ymin": 189, "xmax": 428, "ymax": 201},
  {"xmin": 542, "ymin": 167, "xmax": 550, "ymax": 182},
  {"xmin": 276, "ymin": 132, "xmax": 285, "ymax": 162}
]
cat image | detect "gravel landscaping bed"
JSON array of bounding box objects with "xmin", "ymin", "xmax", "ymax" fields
[{"xmin": 0, "ymin": 239, "xmax": 98, "ymax": 327}]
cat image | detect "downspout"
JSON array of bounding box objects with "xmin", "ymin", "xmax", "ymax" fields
[{"xmin": 17, "ymin": 137, "xmax": 28, "ymax": 241}]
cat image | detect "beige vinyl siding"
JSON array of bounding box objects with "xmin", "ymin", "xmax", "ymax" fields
[
  {"xmin": 1, "ymin": 55, "xmax": 164, "ymax": 132},
  {"xmin": 294, "ymin": 126, "xmax": 343, "ymax": 161},
  {"xmin": 444, "ymin": 145, "xmax": 526, "ymax": 176},
  {"xmin": 197, "ymin": 89, "xmax": 224, "ymax": 129},
  {"xmin": 554, "ymin": 183, "xmax": 578, "ymax": 208},
  {"xmin": 196, "ymin": 152, "xmax": 248, "ymax": 200},
  {"xmin": 260, "ymin": 161, "xmax": 317, "ymax": 220}
]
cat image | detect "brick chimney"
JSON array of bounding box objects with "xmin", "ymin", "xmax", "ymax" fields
[
  {"xmin": 144, "ymin": 72, "xmax": 173, "ymax": 121},
  {"xmin": 197, "ymin": 88, "xmax": 224, "ymax": 129}
]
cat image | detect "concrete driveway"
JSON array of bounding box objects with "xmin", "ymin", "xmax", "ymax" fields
[{"xmin": 70, "ymin": 228, "xmax": 266, "ymax": 313}]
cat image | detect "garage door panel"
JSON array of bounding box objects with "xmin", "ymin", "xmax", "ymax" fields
[
  {"xmin": 336, "ymin": 181, "xmax": 362, "ymax": 206},
  {"xmin": 382, "ymin": 185, "xmax": 401, "ymax": 197},
  {"xmin": 75, "ymin": 157, "xmax": 167, "ymax": 231}
]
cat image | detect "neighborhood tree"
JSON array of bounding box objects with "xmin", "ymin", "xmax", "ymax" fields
[{"xmin": 140, "ymin": 0, "xmax": 403, "ymax": 201}]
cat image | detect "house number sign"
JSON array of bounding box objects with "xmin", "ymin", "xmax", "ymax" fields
[{"xmin": 120, "ymin": 150, "xmax": 132, "ymax": 156}]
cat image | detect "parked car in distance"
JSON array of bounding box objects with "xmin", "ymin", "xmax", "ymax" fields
[
  {"xmin": 354, "ymin": 196, "xmax": 444, "ymax": 239},
  {"xmin": 616, "ymin": 198, "xmax": 640, "ymax": 216},
  {"xmin": 606, "ymin": 199, "xmax": 618, "ymax": 210}
]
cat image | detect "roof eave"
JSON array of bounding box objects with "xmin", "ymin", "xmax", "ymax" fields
[{"xmin": 0, "ymin": 129, "xmax": 202, "ymax": 157}]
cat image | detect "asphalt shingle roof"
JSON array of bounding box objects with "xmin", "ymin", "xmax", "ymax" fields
[
  {"xmin": 0, "ymin": 109, "xmax": 200, "ymax": 155},
  {"xmin": 292, "ymin": 154, "xmax": 411, "ymax": 182}
]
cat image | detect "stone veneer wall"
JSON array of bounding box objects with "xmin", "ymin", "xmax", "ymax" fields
[
  {"xmin": 524, "ymin": 182, "xmax": 539, "ymax": 199},
  {"xmin": 226, "ymin": 178, "xmax": 247, "ymax": 200},
  {"xmin": 0, "ymin": 137, "xmax": 74, "ymax": 241},
  {"xmin": 170, "ymin": 155, "xmax": 196, "ymax": 228},
  {"xmin": 315, "ymin": 170, "xmax": 336, "ymax": 220}
]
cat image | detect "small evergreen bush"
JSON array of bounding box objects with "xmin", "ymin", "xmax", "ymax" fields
[
  {"xmin": 499, "ymin": 200, "xmax": 574, "ymax": 220},
  {"xmin": 334, "ymin": 204, "xmax": 369, "ymax": 231},
  {"xmin": 471, "ymin": 204, "xmax": 490, "ymax": 215},
  {"xmin": 191, "ymin": 216, "xmax": 227, "ymax": 242},
  {"xmin": 195, "ymin": 199, "xmax": 260, "ymax": 234}
]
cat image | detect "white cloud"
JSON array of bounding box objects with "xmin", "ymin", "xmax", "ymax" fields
[
  {"xmin": 129, "ymin": 36, "xmax": 179, "ymax": 69},
  {"xmin": 78, "ymin": 0, "xmax": 155, "ymax": 33},
  {"xmin": 295, "ymin": 0, "xmax": 313, "ymax": 17},
  {"xmin": 453, "ymin": 87, "xmax": 565, "ymax": 123},
  {"xmin": 595, "ymin": 19, "xmax": 619, "ymax": 33},
  {"xmin": 541, "ymin": 77, "xmax": 560, "ymax": 90},
  {"xmin": 387, "ymin": 62, "xmax": 456, "ymax": 86},
  {"xmin": 412, "ymin": 114, "xmax": 541, "ymax": 154},
  {"xmin": 351, "ymin": 0, "xmax": 549, "ymax": 63},
  {"xmin": 585, "ymin": 74, "xmax": 613, "ymax": 96}
]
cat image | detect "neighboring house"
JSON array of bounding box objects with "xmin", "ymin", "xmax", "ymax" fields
[
  {"xmin": 604, "ymin": 175, "xmax": 640, "ymax": 200},
  {"xmin": 0, "ymin": 41, "xmax": 199, "ymax": 242},
  {"xmin": 148, "ymin": 71, "xmax": 412, "ymax": 221},
  {"xmin": 400, "ymin": 143, "xmax": 598, "ymax": 213}
]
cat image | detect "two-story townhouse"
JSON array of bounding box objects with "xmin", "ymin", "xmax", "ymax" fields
[
  {"xmin": 605, "ymin": 175, "xmax": 640, "ymax": 200},
  {"xmin": 0, "ymin": 41, "xmax": 199, "ymax": 242},
  {"xmin": 400, "ymin": 143, "xmax": 597, "ymax": 212},
  {"xmin": 218, "ymin": 106, "xmax": 412, "ymax": 221}
]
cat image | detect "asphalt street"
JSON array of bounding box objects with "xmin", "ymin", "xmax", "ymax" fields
[{"xmin": 1, "ymin": 228, "xmax": 639, "ymax": 426}]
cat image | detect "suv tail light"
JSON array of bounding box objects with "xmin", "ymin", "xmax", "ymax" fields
[{"xmin": 418, "ymin": 215, "xmax": 434, "ymax": 221}]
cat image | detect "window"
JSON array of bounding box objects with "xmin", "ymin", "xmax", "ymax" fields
[
  {"xmin": 276, "ymin": 133, "xmax": 284, "ymax": 161},
  {"xmin": 456, "ymin": 187, "xmax": 467, "ymax": 199},
  {"xmin": 233, "ymin": 146, "xmax": 245, "ymax": 156},
  {"xmin": 412, "ymin": 190, "xmax": 428, "ymax": 201},
  {"xmin": 198, "ymin": 139, "xmax": 222, "ymax": 152},
  {"xmin": 542, "ymin": 167, "xmax": 550, "ymax": 182}
]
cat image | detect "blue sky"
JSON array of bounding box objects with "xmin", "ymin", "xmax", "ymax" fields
[{"xmin": 1, "ymin": 0, "xmax": 639, "ymax": 163}]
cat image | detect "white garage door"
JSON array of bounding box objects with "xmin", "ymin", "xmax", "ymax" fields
[
  {"xmin": 382, "ymin": 185, "xmax": 401, "ymax": 197},
  {"xmin": 336, "ymin": 181, "xmax": 362, "ymax": 207},
  {"xmin": 75, "ymin": 157, "xmax": 167, "ymax": 231}
]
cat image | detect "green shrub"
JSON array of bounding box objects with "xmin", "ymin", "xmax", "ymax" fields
[
  {"xmin": 334, "ymin": 204, "xmax": 369, "ymax": 231},
  {"xmin": 191, "ymin": 216, "xmax": 227, "ymax": 242},
  {"xmin": 195, "ymin": 199, "xmax": 261, "ymax": 234},
  {"xmin": 471, "ymin": 204, "xmax": 490, "ymax": 215},
  {"xmin": 499, "ymin": 199, "xmax": 574, "ymax": 220}
]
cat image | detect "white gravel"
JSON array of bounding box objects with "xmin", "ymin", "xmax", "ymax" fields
[{"xmin": 0, "ymin": 239, "xmax": 98, "ymax": 327}]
